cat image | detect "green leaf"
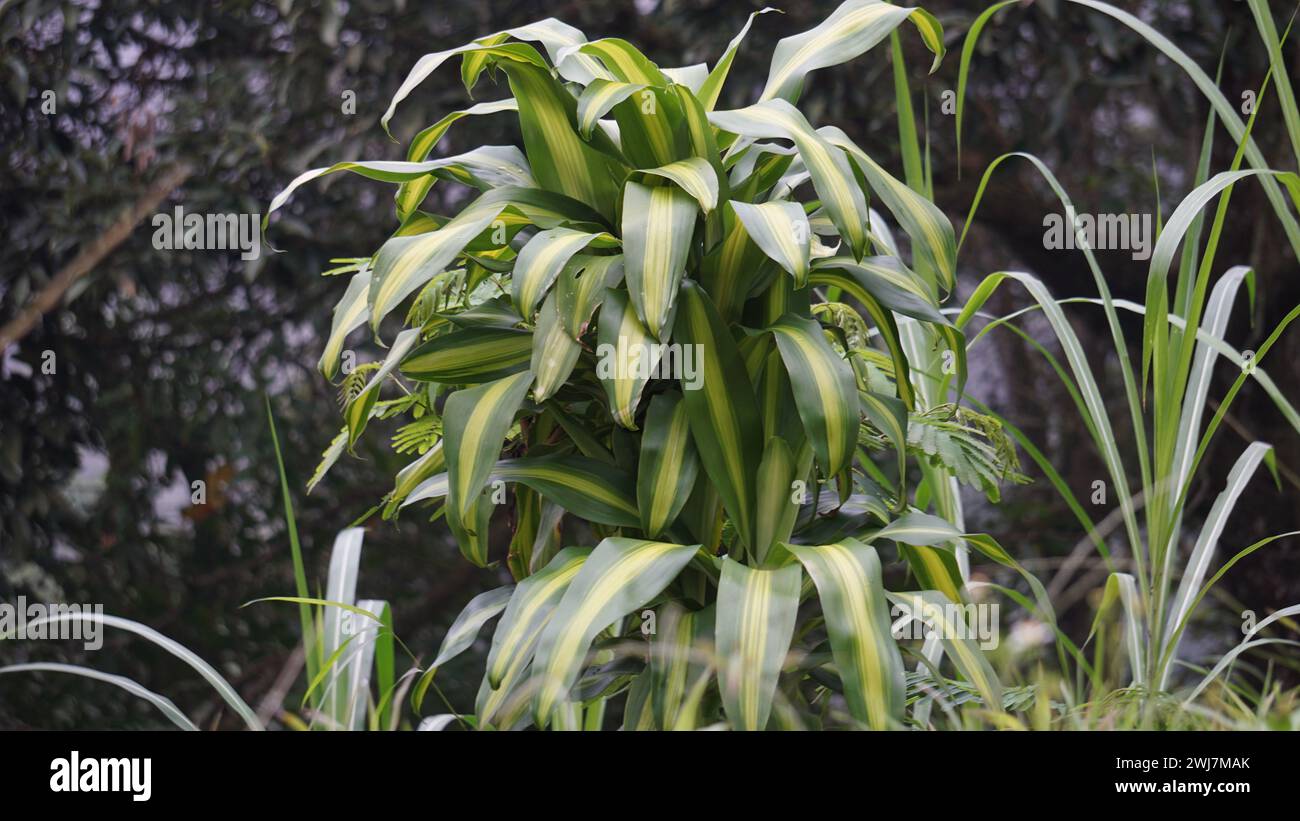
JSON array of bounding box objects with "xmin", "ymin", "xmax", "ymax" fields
[
  {"xmin": 674, "ymin": 280, "xmax": 763, "ymax": 552},
  {"xmin": 444, "ymin": 371, "xmax": 534, "ymax": 521},
  {"xmin": 512, "ymin": 226, "xmax": 616, "ymax": 319},
  {"xmin": 769, "ymin": 314, "xmax": 859, "ymax": 476},
  {"xmin": 786, "ymin": 539, "xmax": 904, "ymax": 729},
  {"xmin": 530, "ymin": 291, "xmax": 582, "ymax": 402},
  {"xmin": 532, "ymin": 537, "xmax": 700, "ymax": 725},
  {"xmin": 400, "ymin": 327, "xmax": 533, "ymax": 384},
  {"xmin": 596, "ymin": 288, "xmax": 659, "ymax": 429},
  {"xmin": 716, "ymin": 558, "xmax": 801, "ymax": 730},
  {"xmin": 637, "ymin": 391, "xmax": 701, "ymax": 537},
  {"xmin": 730, "ymin": 200, "xmax": 811, "ymax": 287},
  {"xmin": 432, "ymin": 585, "xmax": 515, "ymax": 669},
  {"xmin": 760, "ymin": 0, "xmax": 944, "ymax": 104},
  {"xmin": 622, "ymin": 180, "xmax": 699, "ymax": 340}
]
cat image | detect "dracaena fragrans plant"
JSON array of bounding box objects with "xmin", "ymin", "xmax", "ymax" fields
[{"xmin": 268, "ymin": 1, "xmax": 1034, "ymax": 731}]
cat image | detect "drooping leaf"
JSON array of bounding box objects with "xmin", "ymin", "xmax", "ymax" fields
[
  {"xmin": 637, "ymin": 391, "xmax": 701, "ymax": 537},
  {"xmin": 532, "ymin": 537, "xmax": 700, "ymax": 724},
  {"xmin": 556, "ymin": 254, "xmax": 625, "ymax": 339},
  {"xmin": 530, "ymin": 290, "xmax": 582, "ymax": 402},
  {"xmin": 512, "ymin": 226, "xmax": 617, "ymax": 319},
  {"xmin": 596, "ymin": 288, "xmax": 660, "ymax": 429},
  {"xmin": 431, "ymin": 585, "xmax": 515, "ymax": 669},
  {"xmin": 787, "ymin": 539, "xmax": 904, "ymax": 729},
  {"xmin": 716, "ymin": 558, "xmax": 801, "ymax": 730},
  {"xmin": 768, "ymin": 314, "xmax": 859, "ymax": 476},
  {"xmin": 760, "ymin": 0, "xmax": 944, "ymax": 104},
  {"xmin": 443, "ymin": 371, "xmax": 534, "ymax": 521},
  {"xmin": 622, "ymin": 180, "xmax": 698, "ymax": 340}
]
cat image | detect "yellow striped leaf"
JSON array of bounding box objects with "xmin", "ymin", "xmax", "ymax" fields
[
  {"xmin": 787, "ymin": 539, "xmax": 904, "ymax": 729},
  {"xmin": 859, "ymin": 389, "xmax": 909, "ymax": 510},
  {"xmin": 897, "ymin": 544, "xmax": 965, "ymax": 607},
  {"xmin": 633, "ymin": 157, "xmax": 720, "ymax": 214},
  {"xmin": 265, "ymin": 147, "xmax": 532, "ymax": 232},
  {"xmin": 768, "ymin": 314, "xmax": 859, "ymax": 476},
  {"xmin": 369, "ymin": 197, "xmax": 509, "ymax": 334},
  {"xmin": 556, "ymin": 254, "xmax": 625, "ymax": 338},
  {"xmin": 512, "ymin": 227, "xmax": 617, "ymax": 319},
  {"xmin": 806, "ymin": 265, "xmax": 916, "ymax": 407},
  {"xmin": 400, "ymin": 327, "xmax": 533, "ymax": 384},
  {"xmin": 576, "ymin": 79, "xmax": 645, "ymax": 138},
  {"xmin": 486, "ymin": 546, "xmax": 592, "ymax": 689},
  {"xmin": 497, "ymin": 58, "xmax": 627, "ymax": 218},
  {"xmin": 611, "ymin": 85, "xmax": 689, "ymax": 170},
  {"xmin": 675, "ymin": 280, "xmax": 763, "ymax": 552},
  {"xmin": 318, "ymin": 267, "xmax": 371, "ymax": 380},
  {"xmin": 698, "ymin": 203, "xmax": 775, "ymax": 321},
  {"xmin": 698, "ymin": 7, "xmax": 781, "ymax": 111},
  {"xmin": 530, "ymin": 291, "xmax": 581, "ymax": 402},
  {"xmin": 567, "ymin": 38, "xmax": 669, "ymax": 85},
  {"xmin": 760, "ymin": 0, "xmax": 944, "ymax": 104},
  {"xmin": 730, "ymin": 200, "xmax": 811, "ymax": 287},
  {"xmin": 623, "ymin": 180, "xmax": 698, "ymax": 340},
  {"xmin": 672, "ymin": 85, "xmax": 728, "ymax": 201},
  {"xmin": 650, "ymin": 603, "xmax": 715, "ymax": 729},
  {"xmin": 753, "ymin": 436, "xmax": 805, "ymax": 565},
  {"xmin": 431, "ymin": 585, "xmax": 514, "ymax": 669},
  {"xmin": 888, "ymin": 589, "xmax": 1002, "ymax": 711},
  {"xmin": 637, "ymin": 391, "xmax": 701, "ymax": 537},
  {"xmin": 493, "ymin": 455, "xmax": 639, "ymax": 528},
  {"xmin": 343, "ymin": 327, "xmax": 421, "ymax": 447},
  {"xmin": 716, "ymin": 557, "xmax": 801, "ymax": 730},
  {"xmin": 382, "ymin": 41, "xmax": 546, "ymax": 135},
  {"xmin": 444, "ymin": 371, "xmax": 534, "ymax": 521},
  {"xmin": 446, "ymin": 485, "xmax": 496, "ymax": 567},
  {"xmin": 382, "ymin": 441, "xmax": 445, "ymax": 519},
  {"xmin": 710, "ymin": 100, "xmax": 869, "ymax": 259},
  {"xmin": 395, "ymin": 99, "xmax": 520, "ymax": 221},
  {"xmin": 821, "ymin": 127, "xmax": 957, "ymax": 293},
  {"xmin": 595, "ymin": 289, "xmax": 659, "ymax": 429},
  {"xmin": 532, "ymin": 537, "xmax": 700, "ymax": 724}
]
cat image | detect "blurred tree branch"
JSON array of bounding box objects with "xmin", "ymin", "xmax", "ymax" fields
[{"xmin": 0, "ymin": 163, "xmax": 192, "ymax": 353}]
